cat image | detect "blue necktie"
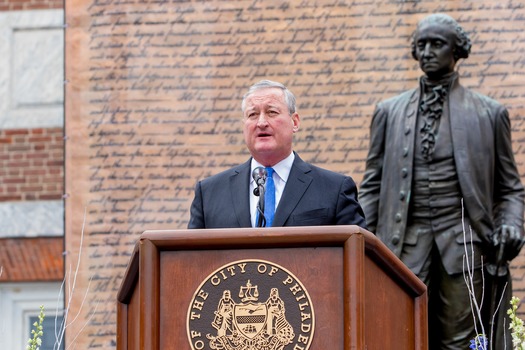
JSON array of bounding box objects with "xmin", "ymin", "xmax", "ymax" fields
[{"xmin": 264, "ymin": 167, "xmax": 275, "ymax": 227}]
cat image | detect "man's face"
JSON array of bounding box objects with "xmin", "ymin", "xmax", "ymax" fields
[
  {"xmin": 243, "ymin": 87, "xmax": 299, "ymax": 166},
  {"xmin": 414, "ymin": 21, "xmax": 457, "ymax": 80}
]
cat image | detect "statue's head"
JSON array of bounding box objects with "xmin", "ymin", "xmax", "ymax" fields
[{"xmin": 410, "ymin": 14, "xmax": 471, "ymax": 79}]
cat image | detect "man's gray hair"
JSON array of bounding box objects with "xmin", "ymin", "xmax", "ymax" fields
[{"xmin": 241, "ymin": 80, "xmax": 297, "ymax": 115}]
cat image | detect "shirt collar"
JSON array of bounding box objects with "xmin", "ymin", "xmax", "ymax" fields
[
  {"xmin": 250, "ymin": 152, "xmax": 295, "ymax": 183},
  {"xmin": 420, "ymin": 71, "xmax": 457, "ymax": 90}
]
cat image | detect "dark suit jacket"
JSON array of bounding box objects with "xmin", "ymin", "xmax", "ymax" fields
[
  {"xmin": 359, "ymin": 75, "xmax": 524, "ymax": 275},
  {"xmin": 188, "ymin": 153, "xmax": 366, "ymax": 229}
]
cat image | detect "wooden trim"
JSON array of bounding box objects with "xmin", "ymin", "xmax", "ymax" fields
[
  {"xmin": 415, "ymin": 289, "xmax": 429, "ymax": 348},
  {"xmin": 344, "ymin": 233, "xmax": 365, "ymax": 349},
  {"xmin": 117, "ymin": 243, "xmax": 139, "ymax": 303},
  {"xmin": 363, "ymin": 232, "xmax": 426, "ymax": 297},
  {"xmin": 116, "ymin": 302, "xmax": 128, "ymax": 350},
  {"xmin": 139, "ymin": 239, "xmax": 159, "ymax": 350}
]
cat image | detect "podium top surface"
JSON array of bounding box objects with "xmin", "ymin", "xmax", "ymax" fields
[{"xmin": 117, "ymin": 225, "xmax": 426, "ymax": 303}]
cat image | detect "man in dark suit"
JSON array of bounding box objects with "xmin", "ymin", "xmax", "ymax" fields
[
  {"xmin": 359, "ymin": 14, "xmax": 524, "ymax": 349},
  {"xmin": 188, "ymin": 79, "xmax": 366, "ymax": 229}
]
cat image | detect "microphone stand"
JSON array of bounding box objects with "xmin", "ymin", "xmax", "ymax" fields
[
  {"xmin": 252, "ymin": 167, "xmax": 267, "ymax": 228},
  {"xmin": 255, "ymin": 184, "xmax": 266, "ymax": 227}
]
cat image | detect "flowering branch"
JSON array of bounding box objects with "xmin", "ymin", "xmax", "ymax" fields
[
  {"xmin": 508, "ymin": 296, "xmax": 525, "ymax": 349},
  {"xmin": 27, "ymin": 305, "xmax": 45, "ymax": 350}
]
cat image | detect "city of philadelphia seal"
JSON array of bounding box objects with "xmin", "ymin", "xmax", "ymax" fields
[{"xmin": 187, "ymin": 259, "xmax": 315, "ymax": 350}]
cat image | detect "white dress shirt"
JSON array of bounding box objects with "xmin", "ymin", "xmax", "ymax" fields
[{"xmin": 250, "ymin": 152, "xmax": 295, "ymax": 227}]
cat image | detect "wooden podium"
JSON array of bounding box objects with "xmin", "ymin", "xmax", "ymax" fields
[{"xmin": 117, "ymin": 225, "xmax": 427, "ymax": 350}]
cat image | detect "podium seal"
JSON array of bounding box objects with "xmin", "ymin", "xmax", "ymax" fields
[{"xmin": 187, "ymin": 259, "xmax": 315, "ymax": 350}]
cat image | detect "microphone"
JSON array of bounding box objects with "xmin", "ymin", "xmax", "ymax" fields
[
  {"xmin": 252, "ymin": 167, "xmax": 267, "ymax": 187},
  {"xmin": 252, "ymin": 167, "xmax": 267, "ymax": 227},
  {"xmin": 252, "ymin": 167, "xmax": 267, "ymax": 196}
]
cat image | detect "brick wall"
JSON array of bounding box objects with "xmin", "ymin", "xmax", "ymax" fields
[
  {"xmin": 0, "ymin": 128, "xmax": 64, "ymax": 202},
  {"xmin": 0, "ymin": 0, "xmax": 62, "ymax": 11}
]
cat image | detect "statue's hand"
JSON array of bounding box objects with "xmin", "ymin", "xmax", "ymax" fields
[{"xmin": 492, "ymin": 225, "xmax": 525, "ymax": 263}]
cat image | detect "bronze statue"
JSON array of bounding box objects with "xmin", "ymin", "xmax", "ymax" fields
[{"xmin": 359, "ymin": 13, "xmax": 525, "ymax": 349}]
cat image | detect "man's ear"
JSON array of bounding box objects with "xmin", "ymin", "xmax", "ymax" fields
[{"xmin": 292, "ymin": 113, "xmax": 300, "ymax": 133}]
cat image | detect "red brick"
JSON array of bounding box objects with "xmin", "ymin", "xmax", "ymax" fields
[
  {"xmin": 47, "ymin": 160, "xmax": 63, "ymax": 166},
  {"xmin": 0, "ymin": 195, "xmax": 22, "ymax": 201},
  {"xmin": 3, "ymin": 177, "xmax": 26, "ymax": 184},
  {"xmin": 5, "ymin": 129, "xmax": 29, "ymax": 136},
  {"xmin": 26, "ymin": 3, "xmax": 50, "ymax": 9},
  {"xmin": 13, "ymin": 136, "xmax": 28, "ymax": 143},
  {"xmin": 21, "ymin": 185, "xmax": 44, "ymax": 192},
  {"xmin": 25, "ymin": 176, "xmax": 40, "ymax": 184},
  {"xmin": 23, "ymin": 169, "xmax": 46, "ymax": 176},
  {"xmin": 7, "ymin": 161, "xmax": 30, "ymax": 167},
  {"xmin": 39, "ymin": 194, "xmax": 62, "ymax": 200},
  {"xmin": 26, "ymin": 153, "xmax": 49, "ymax": 159},
  {"xmin": 45, "ymin": 184, "xmax": 58, "ymax": 191},
  {"xmin": 11, "ymin": 154, "xmax": 24, "ymax": 160},
  {"xmin": 8, "ymin": 145, "xmax": 30, "ymax": 152},
  {"xmin": 6, "ymin": 186, "xmax": 18, "ymax": 193},
  {"xmin": 31, "ymin": 129, "xmax": 44, "ymax": 135},
  {"xmin": 43, "ymin": 176, "xmax": 62, "ymax": 183},
  {"xmin": 0, "ymin": 125, "xmax": 63, "ymax": 201},
  {"xmin": 28, "ymin": 136, "xmax": 52, "ymax": 143}
]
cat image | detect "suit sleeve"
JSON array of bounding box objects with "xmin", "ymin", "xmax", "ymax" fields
[
  {"xmin": 493, "ymin": 105, "xmax": 525, "ymax": 231},
  {"xmin": 358, "ymin": 105, "xmax": 388, "ymax": 232},
  {"xmin": 336, "ymin": 176, "xmax": 367, "ymax": 229},
  {"xmin": 187, "ymin": 181, "xmax": 205, "ymax": 229}
]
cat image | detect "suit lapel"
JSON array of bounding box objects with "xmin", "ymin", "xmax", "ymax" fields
[
  {"xmin": 447, "ymin": 81, "xmax": 474, "ymax": 199},
  {"xmin": 272, "ymin": 155, "xmax": 313, "ymax": 226},
  {"xmin": 405, "ymin": 88, "xmax": 419, "ymax": 156},
  {"xmin": 229, "ymin": 160, "xmax": 252, "ymax": 227},
  {"xmin": 448, "ymin": 80, "xmax": 468, "ymax": 159}
]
